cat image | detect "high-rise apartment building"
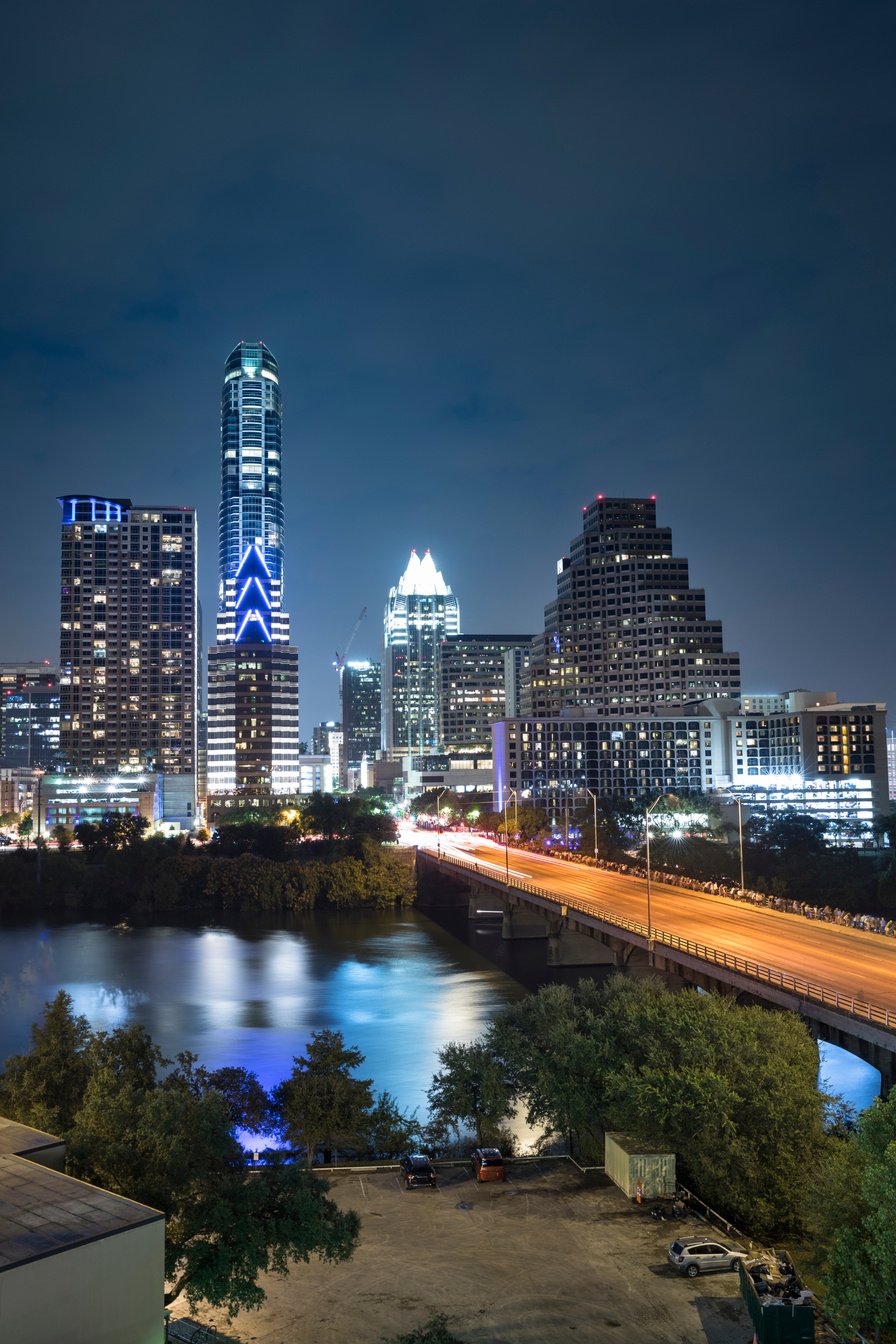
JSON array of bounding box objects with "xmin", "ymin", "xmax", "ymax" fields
[
  {"xmin": 383, "ymin": 550, "xmax": 460, "ymax": 756},
  {"xmin": 0, "ymin": 663, "xmax": 62, "ymax": 769},
  {"xmin": 439, "ymin": 635, "xmax": 533, "ymax": 753},
  {"xmin": 207, "ymin": 342, "xmax": 300, "ymax": 796},
  {"xmin": 341, "ymin": 660, "xmax": 382, "ymax": 782},
  {"xmin": 57, "ymin": 496, "xmax": 197, "ymax": 793},
  {"xmin": 528, "ymin": 496, "xmax": 740, "ymax": 717}
]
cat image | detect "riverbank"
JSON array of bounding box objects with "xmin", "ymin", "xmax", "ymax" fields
[{"xmin": 0, "ymin": 838, "xmax": 415, "ymax": 919}]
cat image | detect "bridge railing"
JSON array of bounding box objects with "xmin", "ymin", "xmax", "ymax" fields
[{"xmin": 427, "ymin": 851, "xmax": 896, "ymax": 1033}]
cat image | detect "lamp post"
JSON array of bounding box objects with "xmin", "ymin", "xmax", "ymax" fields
[
  {"xmin": 34, "ymin": 769, "xmax": 46, "ymax": 888},
  {"xmin": 503, "ymin": 788, "xmax": 517, "ymax": 884},
  {"xmin": 435, "ymin": 788, "xmax": 446, "ymax": 860},
  {"xmin": 720, "ymin": 790, "xmax": 745, "ymax": 899},
  {"xmin": 645, "ymin": 793, "xmax": 664, "ymax": 965},
  {"xmin": 585, "ymin": 788, "xmax": 599, "ymax": 860}
]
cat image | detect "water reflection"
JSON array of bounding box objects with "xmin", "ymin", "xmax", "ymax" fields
[
  {"xmin": 0, "ymin": 912, "xmax": 881, "ymax": 1127},
  {"xmin": 0, "ymin": 912, "xmax": 526, "ymax": 1122}
]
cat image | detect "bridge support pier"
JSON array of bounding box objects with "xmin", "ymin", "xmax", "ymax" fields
[
  {"xmin": 501, "ymin": 902, "xmax": 549, "ymax": 940},
  {"xmin": 547, "ymin": 921, "xmax": 619, "ymax": 967}
]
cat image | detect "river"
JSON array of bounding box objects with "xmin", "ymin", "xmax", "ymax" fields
[{"xmin": 0, "ymin": 910, "xmax": 880, "ymax": 1138}]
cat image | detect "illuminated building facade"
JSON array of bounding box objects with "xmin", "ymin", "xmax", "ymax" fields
[
  {"xmin": 494, "ymin": 693, "xmax": 888, "ymax": 843},
  {"xmin": 439, "ymin": 635, "xmax": 532, "ymax": 753},
  {"xmin": 383, "ymin": 550, "xmax": 460, "ymax": 756},
  {"xmin": 207, "ymin": 342, "xmax": 300, "ymax": 796},
  {"xmin": 888, "ymin": 729, "xmax": 896, "ymax": 802},
  {"xmin": 0, "ymin": 663, "xmax": 62, "ymax": 769},
  {"xmin": 57, "ymin": 497, "xmax": 197, "ymax": 803},
  {"xmin": 341, "ymin": 660, "xmax": 382, "ymax": 785},
  {"xmin": 527, "ymin": 497, "xmax": 740, "ymax": 717}
]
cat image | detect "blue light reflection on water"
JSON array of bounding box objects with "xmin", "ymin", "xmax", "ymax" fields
[
  {"xmin": 0, "ymin": 915, "xmax": 883, "ymax": 1147},
  {"xmin": 0, "ymin": 913, "xmax": 527, "ymax": 1150}
]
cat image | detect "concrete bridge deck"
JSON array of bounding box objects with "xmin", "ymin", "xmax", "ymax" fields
[{"xmin": 415, "ymin": 834, "xmax": 896, "ymax": 1093}]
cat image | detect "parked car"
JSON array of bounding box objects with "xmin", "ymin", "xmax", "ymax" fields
[
  {"xmin": 668, "ymin": 1237, "xmax": 747, "ymax": 1277},
  {"xmin": 399, "ymin": 1154, "xmax": 438, "ymax": 1189},
  {"xmin": 471, "ymin": 1147, "xmax": 506, "ymax": 1182}
]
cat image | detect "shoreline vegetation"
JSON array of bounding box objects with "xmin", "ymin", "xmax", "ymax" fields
[
  {"xmin": 0, "ymin": 837, "xmax": 416, "ymax": 918},
  {"xmin": 0, "ymin": 793, "xmax": 416, "ymax": 918}
]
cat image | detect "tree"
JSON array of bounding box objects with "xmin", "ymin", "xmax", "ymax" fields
[
  {"xmin": 2, "ymin": 999, "xmax": 359, "ymax": 1315},
  {"xmin": 0, "ymin": 990, "xmax": 94, "ymax": 1133},
  {"xmin": 51, "ymin": 821, "xmax": 74, "ymax": 850},
  {"xmin": 427, "ymin": 1041, "xmax": 514, "ymax": 1146},
  {"xmin": 68, "ymin": 1052, "xmax": 358, "ymax": 1313},
  {"xmin": 825, "ymin": 1095, "xmax": 896, "ymax": 1344},
  {"xmin": 380, "ymin": 1315, "xmax": 465, "ymax": 1344},
  {"xmin": 362, "ymin": 1091, "xmax": 422, "ymax": 1158},
  {"xmin": 17, "ymin": 813, "xmax": 33, "ymax": 841},
  {"xmin": 489, "ymin": 976, "xmax": 826, "ymax": 1235},
  {"xmin": 272, "ymin": 1029, "xmax": 374, "ymax": 1166}
]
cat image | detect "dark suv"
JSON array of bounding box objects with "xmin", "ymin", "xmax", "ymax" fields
[{"xmin": 399, "ymin": 1154, "xmax": 438, "ymax": 1189}]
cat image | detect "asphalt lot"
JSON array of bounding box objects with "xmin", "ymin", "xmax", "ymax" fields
[{"xmin": 171, "ymin": 1161, "xmax": 752, "ymax": 1344}]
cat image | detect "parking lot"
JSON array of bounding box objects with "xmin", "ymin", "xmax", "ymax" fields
[{"xmin": 172, "ymin": 1161, "xmax": 752, "ymax": 1344}]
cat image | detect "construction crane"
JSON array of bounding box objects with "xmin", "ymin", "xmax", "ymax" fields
[{"xmin": 334, "ymin": 607, "xmax": 368, "ymax": 674}]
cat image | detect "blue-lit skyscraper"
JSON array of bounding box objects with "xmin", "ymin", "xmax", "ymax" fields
[
  {"xmin": 208, "ymin": 341, "xmax": 300, "ymax": 798},
  {"xmin": 219, "ymin": 340, "xmax": 284, "ymax": 603}
]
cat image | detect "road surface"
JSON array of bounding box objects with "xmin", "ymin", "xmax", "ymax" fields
[{"xmin": 416, "ymin": 829, "xmax": 896, "ymax": 1015}]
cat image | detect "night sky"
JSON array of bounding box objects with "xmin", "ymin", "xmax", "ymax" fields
[{"xmin": 3, "ymin": 2, "xmax": 894, "ymax": 734}]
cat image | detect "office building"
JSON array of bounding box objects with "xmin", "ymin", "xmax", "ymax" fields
[
  {"xmin": 312, "ymin": 720, "xmax": 343, "ymax": 781},
  {"xmin": 888, "ymin": 729, "xmax": 896, "ymax": 802},
  {"xmin": 0, "ymin": 663, "xmax": 62, "ymax": 769},
  {"xmin": 207, "ymin": 342, "xmax": 300, "ymax": 797},
  {"xmin": 494, "ymin": 693, "xmax": 888, "ymax": 842},
  {"xmin": 341, "ymin": 660, "xmax": 382, "ymax": 785},
  {"xmin": 440, "ymin": 635, "xmax": 532, "ymax": 753},
  {"xmin": 527, "ymin": 496, "xmax": 740, "ymax": 717},
  {"xmin": 383, "ymin": 549, "xmax": 460, "ymax": 756},
  {"xmin": 57, "ymin": 496, "xmax": 198, "ymax": 809}
]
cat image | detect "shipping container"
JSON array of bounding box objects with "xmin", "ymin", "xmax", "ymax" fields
[{"xmin": 604, "ymin": 1132, "xmax": 676, "ymax": 1200}]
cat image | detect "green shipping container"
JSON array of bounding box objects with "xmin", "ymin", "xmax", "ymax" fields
[{"xmin": 604, "ymin": 1133, "xmax": 676, "ymax": 1200}]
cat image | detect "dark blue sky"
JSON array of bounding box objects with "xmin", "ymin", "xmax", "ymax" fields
[{"xmin": 2, "ymin": 1, "xmax": 894, "ymax": 733}]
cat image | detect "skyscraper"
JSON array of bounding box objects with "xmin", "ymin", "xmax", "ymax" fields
[
  {"xmin": 341, "ymin": 660, "xmax": 382, "ymax": 783},
  {"xmin": 57, "ymin": 496, "xmax": 198, "ymax": 790},
  {"xmin": 383, "ymin": 550, "xmax": 460, "ymax": 756},
  {"xmin": 439, "ymin": 635, "xmax": 532, "ymax": 753},
  {"xmin": 207, "ymin": 342, "xmax": 300, "ymax": 797},
  {"xmin": 0, "ymin": 663, "xmax": 62, "ymax": 770},
  {"xmin": 527, "ymin": 496, "xmax": 740, "ymax": 717}
]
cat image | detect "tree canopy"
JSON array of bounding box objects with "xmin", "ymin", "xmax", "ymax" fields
[
  {"xmin": 272, "ymin": 1028, "xmax": 375, "ymax": 1166},
  {"xmin": 427, "ymin": 1041, "xmax": 514, "ymax": 1147},
  {"xmin": 488, "ymin": 976, "xmax": 825, "ymax": 1235},
  {"xmin": 0, "ymin": 994, "xmax": 359, "ymax": 1314},
  {"xmin": 824, "ymin": 1094, "xmax": 896, "ymax": 1343}
]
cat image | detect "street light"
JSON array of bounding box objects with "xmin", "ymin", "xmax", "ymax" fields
[
  {"xmin": 435, "ymin": 788, "xmax": 446, "ymax": 860},
  {"xmin": 34, "ymin": 769, "xmax": 46, "ymax": 888},
  {"xmin": 645, "ymin": 793, "xmax": 666, "ymax": 966},
  {"xmin": 719, "ymin": 789, "xmax": 745, "ymax": 899},
  {"xmin": 503, "ymin": 788, "xmax": 517, "ymax": 884},
  {"xmin": 585, "ymin": 788, "xmax": 599, "ymax": 860}
]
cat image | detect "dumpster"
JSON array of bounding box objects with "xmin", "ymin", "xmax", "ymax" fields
[{"xmin": 738, "ymin": 1258, "xmax": 815, "ymax": 1343}]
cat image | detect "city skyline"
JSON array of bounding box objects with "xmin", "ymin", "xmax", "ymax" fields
[{"xmin": 2, "ymin": 4, "xmax": 894, "ymax": 732}]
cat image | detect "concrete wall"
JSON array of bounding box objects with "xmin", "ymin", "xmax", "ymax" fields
[{"xmin": 0, "ymin": 1218, "xmax": 165, "ymax": 1344}]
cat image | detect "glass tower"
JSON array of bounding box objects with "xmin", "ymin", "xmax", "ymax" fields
[
  {"xmin": 208, "ymin": 341, "xmax": 300, "ymax": 798},
  {"xmin": 219, "ymin": 340, "xmax": 284, "ymax": 606},
  {"xmin": 382, "ymin": 550, "xmax": 460, "ymax": 756}
]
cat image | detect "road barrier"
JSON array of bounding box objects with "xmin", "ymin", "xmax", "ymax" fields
[{"xmin": 429, "ymin": 852, "xmax": 896, "ymax": 1033}]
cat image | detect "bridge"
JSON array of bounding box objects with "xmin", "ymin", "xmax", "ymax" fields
[{"xmin": 416, "ymin": 838, "xmax": 896, "ymax": 1097}]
